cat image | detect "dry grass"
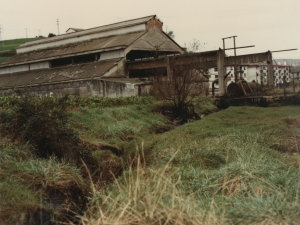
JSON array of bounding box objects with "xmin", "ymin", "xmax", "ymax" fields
[{"xmin": 80, "ymin": 151, "xmax": 226, "ymax": 225}]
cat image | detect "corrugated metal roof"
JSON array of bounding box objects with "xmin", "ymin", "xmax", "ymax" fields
[
  {"xmin": 18, "ymin": 15, "xmax": 156, "ymax": 49},
  {"xmin": 0, "ymin": 60, "xmax": 118, "ymax": 89},
  {"xmin": 1, "ymin": 31, "xmax": 145, "ymax": 67}
]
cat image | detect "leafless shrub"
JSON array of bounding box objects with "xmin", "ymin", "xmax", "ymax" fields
[{"xmin": 150, "ymin": 53, "xmax": 210, "ymax": 120}]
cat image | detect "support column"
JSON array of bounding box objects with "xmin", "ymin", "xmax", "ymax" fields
[
  {"xmin": 267, "ymin": 51, "xmax": 273, "ymax": 88},
  {"xmin": 217, "ymin": 49, "xmax": 226, "ymax": 96},
  {"xmin": 167, "ymin": 57, "xmax": 173, "ymax": 80}
]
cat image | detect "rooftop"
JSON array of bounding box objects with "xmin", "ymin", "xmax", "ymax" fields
[
  {"xmin": 17, "ymin": 15, "xmax": 157, "ymax": 50},
  {"xmin": 1, "ymin": 31, "xmax": 145, "ymax": 67},
  {"xmin": 0, "ymin": 59, "xmax": 119, "ymax": 89}
]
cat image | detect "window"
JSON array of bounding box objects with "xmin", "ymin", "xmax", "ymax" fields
[
  {"xmin": 50, "ymin": 57, "xmax": 72, "ymax": 67},
  {"xmin": 73, "ymin": 53, "xmax": 96, "ymax": 64}
]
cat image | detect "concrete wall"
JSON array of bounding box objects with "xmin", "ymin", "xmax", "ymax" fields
[
  {"xmin": 134, "ymin": 84, "xmax": 152, "ymax": 96},
  {"xmin": 0, "ymin": 80, "xmax": 137, "ymax": 98}
]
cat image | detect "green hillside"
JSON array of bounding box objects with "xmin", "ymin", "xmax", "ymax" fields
[{"xmin": 0, "ymin": 37, "xmax": 44, "ymax": 64}]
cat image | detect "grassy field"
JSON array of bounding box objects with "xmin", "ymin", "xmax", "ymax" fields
[
  {"xmin": 0, "ymin": 38, "xmax": 42, "ymax": 53},
  {"xmin": 80, "ymin": 104, "xmax": 300, "ymax": 224},
  {"xmin": 0, "ymin": 37, "xmax": 43, "ymax": 63},
  {"xmin": 0, "ymin": 57, "xmax": 10, "ymax": 64},
  {"xmin": 0, "ymin": 96, "xmax": 299, "ymax": 224}
]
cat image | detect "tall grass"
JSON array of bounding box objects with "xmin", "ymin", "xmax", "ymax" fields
[
  {"xmin": 1, "ymin": 96, "xmax": 300, "ymax": 224},
  {"xmin": 81, "ymin": 152, "xmax": 224, "ymax": 225},
  {"xmin": 82, "ymin": 106, "xmax": 300, "ymax": 224},
  {"xmin": 0, "ymin": 139, "xmax": 88, "ymax": 224},
  {"xmin": 70, "ymin": 104, "xmax": 168, "ymax": 146}
]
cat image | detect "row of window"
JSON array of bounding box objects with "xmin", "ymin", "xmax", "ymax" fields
[{"xmin": 50, "ymin": 53, "xmax": 101, "ymax": 68}]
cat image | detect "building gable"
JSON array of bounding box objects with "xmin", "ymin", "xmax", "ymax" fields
[{"xmin": 126, "ymin": 26, "xmax": 184, "ymax": 54}]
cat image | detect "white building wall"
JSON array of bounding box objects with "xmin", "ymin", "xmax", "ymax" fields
[
  {"xmin": 100, "ymin": 50, "xmax": 125, "ymax": 61},
  {"xmin": 17, "ymin": 24, "xmax": 146, "ymax": 54},
  {"xmin": 0, "ymin": 62, "xmax": 50, "ymax": 75},
  {"xmin": 30, "ymin": 61, "xmax": 50, "ymax": 70},
  {"xmin": 0, "ymin": 64, "xmax": 29, "ymax": 75},
  {"xmin": 247, "ymin": 67, "xmax": 258, "ymax": 83},
  {"xmin": 208, "ymin": 66, "xmax": 234, "ymax": 89}
]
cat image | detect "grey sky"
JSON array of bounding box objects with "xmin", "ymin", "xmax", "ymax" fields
[{"xmin": 1, "ymin": 0, "xmax": 299, "ymax": 58}]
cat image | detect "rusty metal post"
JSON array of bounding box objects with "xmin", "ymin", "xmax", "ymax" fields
[
  {"xmin": 267, "ymin": 51, "xmax": 274, "ymax": 88},
  {"xmin": 217, "ymin": 49, "xmax": 226, "ymax": 95}
]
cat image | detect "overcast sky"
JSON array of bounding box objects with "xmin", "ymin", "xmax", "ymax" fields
[{"xmin": 0, "ymin": 0, "xmax": 299, "ymax": 58}]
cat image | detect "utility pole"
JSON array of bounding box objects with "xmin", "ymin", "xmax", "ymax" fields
[
  {"xmin": 26, "ymin": 28, "xmax": 28, "ymax": 38},
  {"xmin": 57, "ymin": 19, "xmax": 60, "ymax": 35},
  {"xmin": 222, "ymin": 36, "xmax": 256, "ymax": 83},
  {"xmin": 222, "ymin": 36, "xmax": 238, "ymax": 82},
  {"xmin": 38, "ymin": 29, "xmax": 40, "ymax": 37}
]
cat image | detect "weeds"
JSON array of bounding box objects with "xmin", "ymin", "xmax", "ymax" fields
[
  {"xmin": 81, "ymin": 152, "xmax": 224, "ymax": 225},
  {"xmin": 1, "ymin": 96, "xmax": 300, "ymax": 224}
]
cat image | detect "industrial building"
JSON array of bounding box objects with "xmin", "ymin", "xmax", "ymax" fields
[
  {"xmin": 0, "ymin": 15, "xmax": 290, "ymax": 98},
  {"xmin": 0, "ymin": 15, "xmax": 184, "ymax": 97}
]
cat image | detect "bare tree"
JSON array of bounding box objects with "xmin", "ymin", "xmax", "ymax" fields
[
  {"xmin": 151, "ymin": 53, "xmax": 210, "ymax": 119},
  {"xmin": 166, "ymin": 30, "xmax": 175, "ymax": 39}
]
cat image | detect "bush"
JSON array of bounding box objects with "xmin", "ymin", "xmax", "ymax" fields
[{"xmin": 0, "ymin": 95, "xmax": 80, "ymax": 160}]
